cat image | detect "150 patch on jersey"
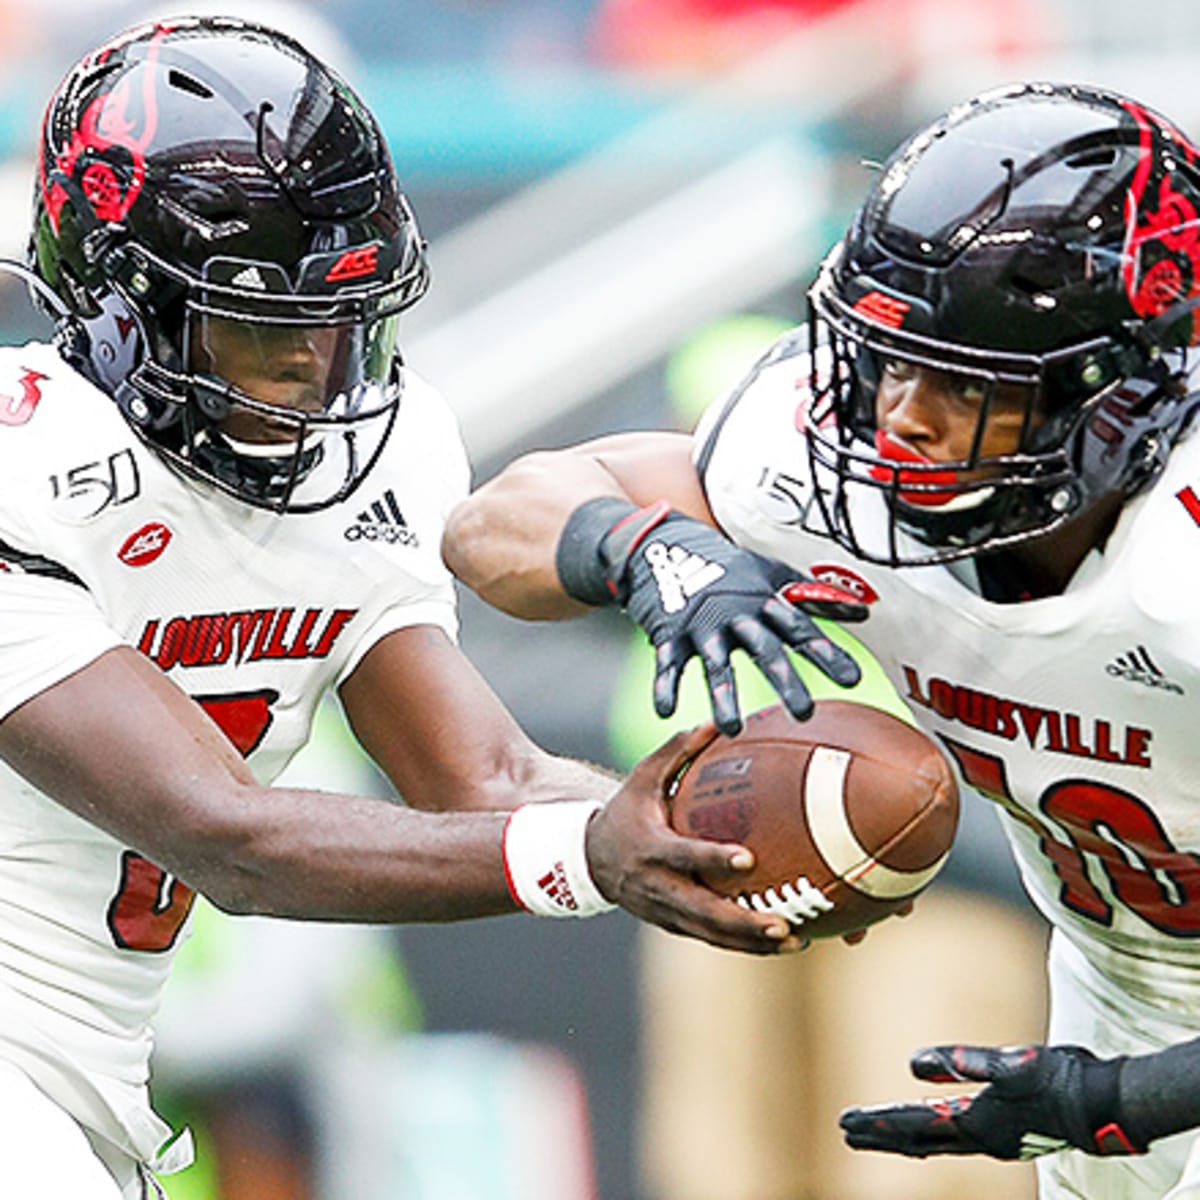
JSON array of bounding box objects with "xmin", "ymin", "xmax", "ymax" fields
[
  {"xmin": 50, "ymin": 448, "xmax": 141, "ymax": 523},
  {"xmin": 755, "ymin": 468, "xmax": 813, "ymax": 525}
]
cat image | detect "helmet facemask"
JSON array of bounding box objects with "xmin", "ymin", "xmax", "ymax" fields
[
  {"xmin": 109, "ymin": 243, "xmax": 417, "ymax": 512},
  {"xmin": 806, "ymin": 269, "xmax": 1147, "ymax": 566},
  {"xmin": 183, "ymin": 311, "xmax": 394, "ymax": 507}
]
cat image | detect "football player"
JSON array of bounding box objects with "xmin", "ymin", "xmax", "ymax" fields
[
  {"xmin": 443, "ymin": 82, "xmax": 1200, "ymax": 1199},
  {"xmin": 0, "ymin": 17, "xmax": 810, "ymax": 1199}
]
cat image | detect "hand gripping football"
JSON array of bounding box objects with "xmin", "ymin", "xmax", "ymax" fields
[{"xmin": 668, "ymin": 701, "xmax": 959, "ymax": 938}]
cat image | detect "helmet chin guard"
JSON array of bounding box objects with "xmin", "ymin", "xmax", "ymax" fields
[
  {"xmin": 31, "ymin": 16, "xmax": 429, "ymax": 512},
  {"xmin": 806, "ymin": 82, "xmax": 1200, "ymax": 567}
]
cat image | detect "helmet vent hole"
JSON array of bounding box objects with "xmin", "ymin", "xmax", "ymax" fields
[
  {"xmin": 1011, "ymin": 274, "xmax": 1051, "ymax": 297},
  {"xmin": 168, "ymin": 70, "xmax": 213, "ymax": 100},
  {"xmin": 1065, "ymin": 147, "xmax": 1118, "ymax": 169}
]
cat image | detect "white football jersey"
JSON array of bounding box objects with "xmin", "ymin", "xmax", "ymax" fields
[
  {"xmin": 697, "ymin": 339, "xmax": 1200, "ymax": 1022},
  {"xmin": 0, "ymin": 340, "xmax": 468, "ymax": 1162}
]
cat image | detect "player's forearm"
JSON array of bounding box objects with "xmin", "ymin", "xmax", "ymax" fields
[
  {"xmin": 442, "ymin": 446, "xmax": 629, "ymax": 619},
  {"xmin": 392, "ymin": 743, "xmax": 618, "ymax": 818},
  {"xmin": 123, "ymin": 749, "xmax": 616, "ymax": 920},
  {"xmin": 515, "ymin": 752, "xmax": 619, "ymax": 807},
  {"xmin": 184, "ymin": 786, "xmax": 518, "ymax": 922},
  {"xmin": 1118, "ymin": 1034, "xmax": 1200, "ymax": 1149},
  {"xmin": 443, "ymin": 430, "xmax": 711, "ymax": 618}
]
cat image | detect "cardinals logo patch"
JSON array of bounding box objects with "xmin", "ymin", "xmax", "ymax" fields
[{"xmin": 0, "ymin": 369, "xmax": 49, "ymax": 426}]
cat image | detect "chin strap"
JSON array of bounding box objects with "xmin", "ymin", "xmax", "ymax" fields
[{"xmin": 1137, "ymin": 293, "xmax": 1200, "ymax": 350}]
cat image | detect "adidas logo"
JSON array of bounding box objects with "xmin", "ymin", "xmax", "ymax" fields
[
  {"xmin": 536, "ymin": 861, "xmax": 580, "ymax": 913},
  {"xmin": 642, "ymin": 540, "xmax": 725, "ymax": 613},
  {"xmin": 230, "ymin": 265, "xmax": 268, "ymax": 291},
  {"xmin": 1106, "ymin": 644, "xmax": 1184, "ymax": 695},
  {"xmin": 343, "ymin": 489, "xmax": 419, "ymax": 546}
]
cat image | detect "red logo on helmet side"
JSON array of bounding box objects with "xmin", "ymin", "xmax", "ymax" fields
[
  {"xmin": 41, "ymin": 26, "xmax": 169, "ymax": 233},
  {"xmin": 119, "ymin": 522, "xmax": 172, "ymax": 567},
  {"xmin": 808, "ymin": 562, "xmax": 880, "ymax": 604},
  {"xmin": 325, "ymin": 246, "xmax": 380, "ymax": 282},
  {"xmin": 1120, "ymin": 101, "xmax": 1200, "ymax": 342},
  {"xmin": 853, "ymin": 291, "xmax": 910, "ymax": 329},
  {"xmin": 1177, "ymin": 486, "xmax": 1200, "ymax": 527}
]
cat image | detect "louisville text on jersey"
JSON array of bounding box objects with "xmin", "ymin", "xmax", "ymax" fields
[
  {"xmin": 137, "ymin": 606, "xmax": 357, "ymax": 670},
  {"xmin": 902, "ymin": 665, "xmax": 1152, "ymax": 768}
]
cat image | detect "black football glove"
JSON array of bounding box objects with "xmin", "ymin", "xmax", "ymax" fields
[
  {"xmin": 556, "ymin": 497, "xmax": 866, "ymax": 736},
  {"xmin": 839, "ymin": 1044, "xmax": 1147, "ymax": 1161}
]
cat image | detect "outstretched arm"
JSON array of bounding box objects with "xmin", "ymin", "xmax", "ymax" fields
[
  {"xmin": 442, "ymin": 431, "xmax": 709, "ymax": 619},
  {"xmin": 0, "ymin": 643, "xmax": 515, "ymax": 923},
  {"xmin": 0, "ymin": 636, "xmax": 787, "ymax": 951},
  {"xmin": 839, "ymin": 1038, "xmax": 1200, "ymax": 1161},
  {"xmin": 443, "ymin": 432, "xmax": 866, "ymax": 735}
]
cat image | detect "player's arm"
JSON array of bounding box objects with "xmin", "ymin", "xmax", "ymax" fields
[
  {"xmin": 443, "ymin": 432, "xmax": 866, "ymax": 735},
  {"xmin": 340, "ymin": 622, "xmax": 614, "ymax": 814},
  {"xmin": 0, "ymin": 643, "xmax": 518, "ymax": 923},
  {"xmin": 0, "ymin": 638, "xmax": 791, "ymax": 951},
  {"xmin": 339, "ymin": 623, "xmax": 795, "ymax": 950},
  {"xmin": 442, "ymin": 431, "xmax": 707, "ymax": 619},
  {"xmin": 839, "ymin": 1037, "xmax": 1200, "ymax": 1160}
]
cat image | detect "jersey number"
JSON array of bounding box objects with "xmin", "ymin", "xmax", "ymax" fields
[
  {"xmin": 105, "ymin": 691, "xmax": 277, "ymax": 952},
  {"xmin": 943, "ymin": 738, "xmax": 1200, "ymax": 935}
]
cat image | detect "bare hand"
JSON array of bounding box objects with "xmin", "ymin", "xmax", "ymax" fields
[{"xmin": 585, "ymin": 724, "xmax": 803, "ymax": 954}]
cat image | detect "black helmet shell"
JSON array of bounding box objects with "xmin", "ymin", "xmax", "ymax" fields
[
  {"xmin": 807, "ymin": 82, "xmax": 1200, "ymax": 565},
  {"xmin": 33, "ymin": 17, "xmax": 429, "ymax": 512}
]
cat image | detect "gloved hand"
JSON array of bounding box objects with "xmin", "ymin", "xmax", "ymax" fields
[
  {"xmin": 598, "ymin": 501, "xmax": 865, "ymax": 735},
  {"xmin": 839, "ymin": 1043, "xmax": 1147, "ymax": 1161}
]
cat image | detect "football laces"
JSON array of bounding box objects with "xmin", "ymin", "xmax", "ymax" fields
[{"xmin": 736, "ymin": 875, "xmax": 834, "ymax": 923}]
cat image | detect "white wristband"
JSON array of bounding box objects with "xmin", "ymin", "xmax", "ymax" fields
[{"xmin": 502, "ymin": 801, "xmax": 617, "ymax": 918}]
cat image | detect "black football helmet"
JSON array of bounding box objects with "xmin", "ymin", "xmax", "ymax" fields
[
  {"xmin": 806, "ymin": 82, "xmax": 1200, "ymax": 566},
  {"xmin": 30, "ymin": 16, "xmax": 429, "ymax": 512}
]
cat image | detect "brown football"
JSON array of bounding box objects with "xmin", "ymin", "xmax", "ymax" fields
[{"xmin": 667, "ymin": 701, "xmax": 959, "ymax": 938}]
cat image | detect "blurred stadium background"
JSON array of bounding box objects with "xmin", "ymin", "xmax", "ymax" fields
[{"xmin": 2, "ymin": 2, "xmax": 1199, "ymax": 1197}]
